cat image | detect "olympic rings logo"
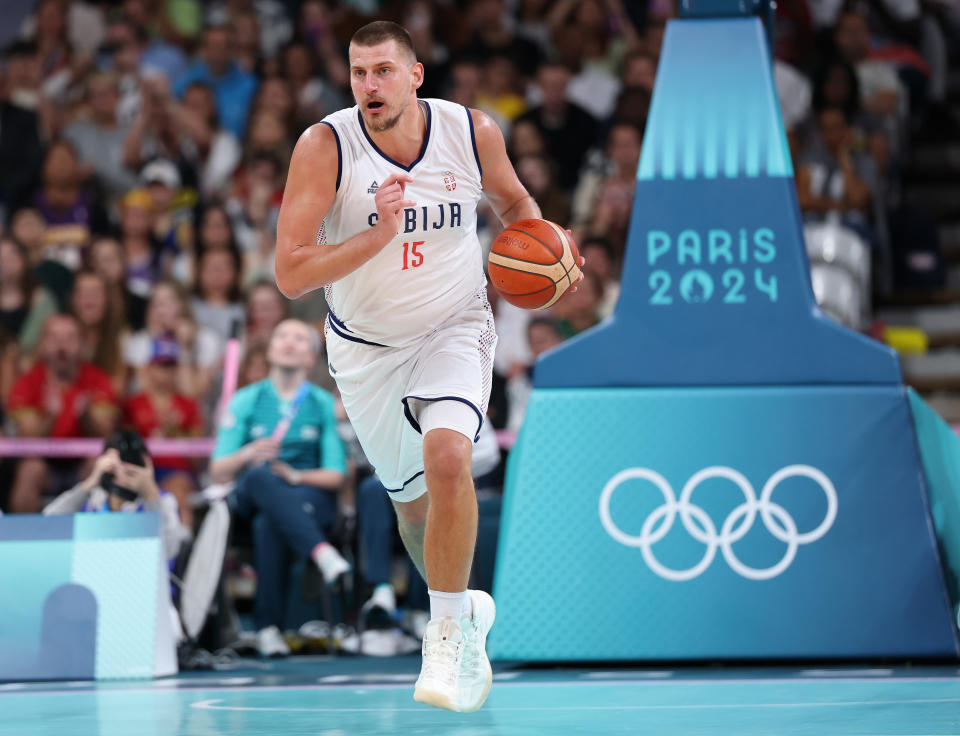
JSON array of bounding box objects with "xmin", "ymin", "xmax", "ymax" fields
[{"xmin": 598, "ymin": 465, "xmax": 838, "ymax": 581}]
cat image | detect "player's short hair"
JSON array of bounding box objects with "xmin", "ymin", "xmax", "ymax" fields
[{"xmin": 350, "ymin": 21, "xmax": 417, "ymax": 64}]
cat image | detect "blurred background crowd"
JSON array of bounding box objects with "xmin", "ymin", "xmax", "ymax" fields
[{"xmin": 0, "ymin": 0, "xmax": 957, "ymax": 655}]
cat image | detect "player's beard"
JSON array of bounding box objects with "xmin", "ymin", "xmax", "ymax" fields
[{"xmin": 366, "ymin": 97, "xmax": 408, "ymax": 133}]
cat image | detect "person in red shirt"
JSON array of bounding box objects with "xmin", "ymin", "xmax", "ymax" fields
[
  {"xmin": 7, "ymin": 313, "xmax": 118, "ymax": 512},
  {"xmin": 122, "ymin": 334, "xmax": 202, "ymax": 528}
]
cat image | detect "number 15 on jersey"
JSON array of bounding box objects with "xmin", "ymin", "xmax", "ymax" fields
[{"xmin": 402, "ymin": 241, "xmax": 424, "ymax": 270}]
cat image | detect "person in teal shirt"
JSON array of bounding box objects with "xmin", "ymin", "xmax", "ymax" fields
[{"xmin": 210, "ymin": 319, "xmax": 347, "ymax": 657}]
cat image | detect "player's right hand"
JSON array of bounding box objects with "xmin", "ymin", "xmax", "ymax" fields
[{"xmin": 374, "ymin": 173, "xmax": 415, "ymax": 240}]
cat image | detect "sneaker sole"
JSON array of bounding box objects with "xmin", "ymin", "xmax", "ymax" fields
[{"xmin": 413, "ymin": 687, "xmax": 462, "ymax": 712}]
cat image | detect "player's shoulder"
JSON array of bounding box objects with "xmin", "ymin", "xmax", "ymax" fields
[
  {"xmin": 294, "ymin": 108, "xmax": 355, "ymax": 154},
  {"xmin": 462, "ymin": 106, "xmax": 504, "ymax": 144}
]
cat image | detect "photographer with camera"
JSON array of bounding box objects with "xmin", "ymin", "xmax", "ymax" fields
[{"xmin": 43, "ymin": 429, "xmax": 189, "ymax": 563}]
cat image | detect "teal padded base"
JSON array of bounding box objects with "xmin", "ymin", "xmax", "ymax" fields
[{"xmin": 491, "ymin": 386, "xmax": 958, "ymax": 661}]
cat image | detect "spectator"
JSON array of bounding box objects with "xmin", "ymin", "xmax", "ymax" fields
[
  {"xmin": 140, "ymin": 159, "xmax": 195, "ymax": 284},
  {"xmin": 34, "ymin": 140, "xmax": 107, "ymax": 270},
  {"xmin": 400, "ymin": 0, "xmax": 451, "ymax": 100},
  {"xmin": 117, "ymin": 188, "xmax": 162, "ymax": 302},
  {"xmin": 551, "ymin": 270, "xmax": 602, "ymax": 338},
  {"xmin": 548, "ymin": 0, "xmax": 636, "ymax": 121},
  {"xmin": 28, "ymin": 0, "xmax": 76, "ymax": 114},
  {"xmin": 621, "ymin": 48, "xmax": 657, "ymax": 96},
  {"xmin": 0, "ymin": 42, "xmax": 45, "ymax": 214},
  {"xmin": 44, "ymin": 431, "xmax": 189, "ymax": 563},
  {"xmin": 197, "ymin": 202, "xmax": 239, "ymax": 253},
  {"xmin": 0, "ymin": 236, "xmax": 58, "ymax": 357},
  {"xmin": 174, "ymin": 25, "xmax": 259, "ymax": 139},
  {"xmin": 6, "ymin": 313, "xmax": 118, "ymax": 512},
  {"xmin": 476, "ymin": 55, "xmax": 527, "ymax": 125},
  {"xmin": 63, "ymin": 71, "xmax": 138, "ymax": 202},
  {"xmin": 572, "ymin": 122, "xmax": 642, "ymax": 235},
  {"xmin": 517, "ymin": 62, "xmax": 599, "ymax": 190},
  {"xmin": 507, "ymin": 118, "xmax": 547, "ymax": 162},
  {"xmin": 512, "ymin": 0, "xmax": 555, "ymax": 57},
  {"xmin": 125, "ymin": 280, "xmax": 223, "ymax": 400},
  {"xmin": 505, "ymin": 316, "xmax": 564, "ymax": 433},
  {"xmin": 70, "ymin": 269, "xmax": 129, "ymax": 396},
  {"xmin": 177, "ymin": 81, "xmax": 242, "ymax": 199},
  {"xmin": 446, "ymin": 59, "xmax": 483, "ymax": 109},
  {"xmin": 206, "ymin": 0, "xmax": 294, "ymax": 61},
  {"xmin": 123, "ymin": 73, "xmax": 186, "ymax": 175},
  {"xmin": 209, "ymin": 319, "xmax": 349, "ymax": 657},
  {"xmin": 9, "ymin": 206, "xmax": 73, "ymax": 311},
  {"xmin": 87, "ymin": 235, "xmax": 147, "ymax": 332},
  {"xmin": 243, "ymin": 108, "xmax": 293, "ymax": 169},
  {"xmin": 0, "ymin": 324, "xmax": 19, "ymax": 403},
  {"xmin": 238, "ymin": 340, "xmax": 269, "ymax": 388},
  {"xmin": 192, "ymin": 246, "xmax": 246, "ymax": 344},
  {"xmin": 226, "ymin": 151, "xmax": 283, "ymax": 262},
  {"xmin": 244, "ymin": 280, "xmax": 290, "ymax": 347},
  {"xmin": 279, "ymin": 40, "xmax": 346, "ymax": 129},
  {"xmin": 295, "ymin": 0, "xmax": 349, "ymax": 91},
  {"xmin": 796, "ymin": 106, "xmax": 877, "ymax": 246},
  {"xmin": 810, "ymin": 57, "xmax": 891, "ymax": 180},
  {"xmin": 123, "ymin": 335, "xmax": 203, "ymax": 528},
  {"xmin": 547, "ymin": 0, "xmax": 638, "ymax": 77},
  {"xmin": 833, "ymin": 10, "xmax": 906, "ymax": 119},
  {"xmin": 251, "ymin": 76, "xmax": 299, "ymax": 139},
  {"xmin": 462, "ymin": 0, "xmax": 542, "ymax": 78},
  {"xmin": 229, "ymin": 10, "xmax": 264, "ymax": 75},
  {"xmin": 515, "ymin": 155, "xmax": 570, "ymax": 226},
  {"xmin": 100, "ymin": 17, "xmax": 147, "ymax": 126},
  {"xmin": 580, "ymin": 236, "xmax": 620, "ymax": 320}
]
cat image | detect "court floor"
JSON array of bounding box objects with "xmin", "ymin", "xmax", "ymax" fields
[{"xmin": 3, "ymin": 657, "xmax": 960, "ymax": 735}]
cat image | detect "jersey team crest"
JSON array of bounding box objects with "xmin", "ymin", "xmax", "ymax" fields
[{"xmin": 443, "ymin": 170, "xmax": 456, "ymax": 191}]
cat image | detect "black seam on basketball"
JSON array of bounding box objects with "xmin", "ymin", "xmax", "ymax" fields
[
  {"xmin": 490, "ymin": 281, "xmax": 556, "ymax": 297},
  {"xmin": 488, "ymin": 260, "xmax": 558, "ymax": 277},
  {"xmin": 499, "ymin": 227, "xmax": 562, "ymax": 265}
]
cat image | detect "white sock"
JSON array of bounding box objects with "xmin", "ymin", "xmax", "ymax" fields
[{"xmin": 428, "ymin": 588, "xmax": 469, "ymax": 621}]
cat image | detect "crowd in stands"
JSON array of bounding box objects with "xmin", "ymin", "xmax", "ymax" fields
[{"xmin": 0, "ymin": 0, "xmax": 955, "ymax": 654}]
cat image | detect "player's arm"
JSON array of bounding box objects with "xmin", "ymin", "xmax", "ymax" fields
[
  {"xmin": 470, "ymin": 109, "xmax": 541, "ymax": 225},
  {"xmin": 275, "ymin": 124, "xmax": 415, "ymax": 299}
]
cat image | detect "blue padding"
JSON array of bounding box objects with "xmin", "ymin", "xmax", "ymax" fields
[
  {"xmin": 536, "ymin": 19, "xmax": 900, "ymax": 389},
  {"xmin": 491, "ymin": 386, "xmax": 959, "ymax": 660},
  {"xmin": 908, "ymin": 388, "xmax": 960, "ymax": 624},
  {"xmin": 0, "ymin": 514, "xmax": 74, "ymax": 541},
  {"xmin": 73, "ymin": 511, "xmax": 159, "ymax": 541},
  {"xmin": 638, "ymin": 20, "xmax": 790, "ymax": 181},
  {"xmin": 39, "ymin": 584, "xmax": 97, "ymax": 679}
]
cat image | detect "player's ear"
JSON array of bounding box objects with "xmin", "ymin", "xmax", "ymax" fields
[{"xmin": 411, "ymin": 62, "xmax": 424, "ymax": 90}]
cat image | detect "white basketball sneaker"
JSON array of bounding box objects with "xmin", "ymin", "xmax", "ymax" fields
[
  {"xmin": 413, "ymin": 617, "xmax": 464, "ymax": 711},
  {"xmin": 457, "ymin": 589, "xmax": 496, "ymax": 713}
]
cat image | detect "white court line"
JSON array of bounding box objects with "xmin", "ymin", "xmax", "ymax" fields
[
  {"xmin": 3, "ymin": 675, "xmax": 960, "ymax": 698},
  {"xmin": 189, "ymin": 697, "xmax": 960, "ymax": 713}
]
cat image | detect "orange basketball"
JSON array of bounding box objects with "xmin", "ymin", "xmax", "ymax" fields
[{"xmin": 488, "ymin": 219, "xmax": 582, "ymax": 310}]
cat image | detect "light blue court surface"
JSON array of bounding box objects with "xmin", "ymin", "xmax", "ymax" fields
[{"xmin": 3, "ymin": 658, "xmax": 960, "ymax": 735}]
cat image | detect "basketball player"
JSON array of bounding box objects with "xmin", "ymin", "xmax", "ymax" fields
[{"xmin": 275, "ymin": 21, "xmax": 581, "ymax": 713}]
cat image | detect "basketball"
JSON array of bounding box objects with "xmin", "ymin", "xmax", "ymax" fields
[{"xmin": 487, "ymin": 219, "xmax": 582, "ymax": 310}]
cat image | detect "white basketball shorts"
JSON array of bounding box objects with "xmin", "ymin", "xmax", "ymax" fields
[{"xmin": 325, "ymin": 289, "xmax": 497, "ymax": 502}]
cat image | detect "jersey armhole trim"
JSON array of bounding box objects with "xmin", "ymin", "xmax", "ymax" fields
[
  {"xmin": 319, "ymin": 121, "xmax": 342, "ymax": 191},
  {"xmin": 465, "ymin": 106, "xmax": 483, "ymax": 178}
]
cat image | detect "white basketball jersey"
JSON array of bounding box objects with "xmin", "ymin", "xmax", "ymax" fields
[{"xmin": 318, "ymin": 98, "xmax": 486, "ymax": 348}]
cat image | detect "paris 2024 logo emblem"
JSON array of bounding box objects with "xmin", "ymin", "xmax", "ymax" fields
[{"xmin": 599, "ymin": 465, "xmax": 837, "ymax": 581}]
